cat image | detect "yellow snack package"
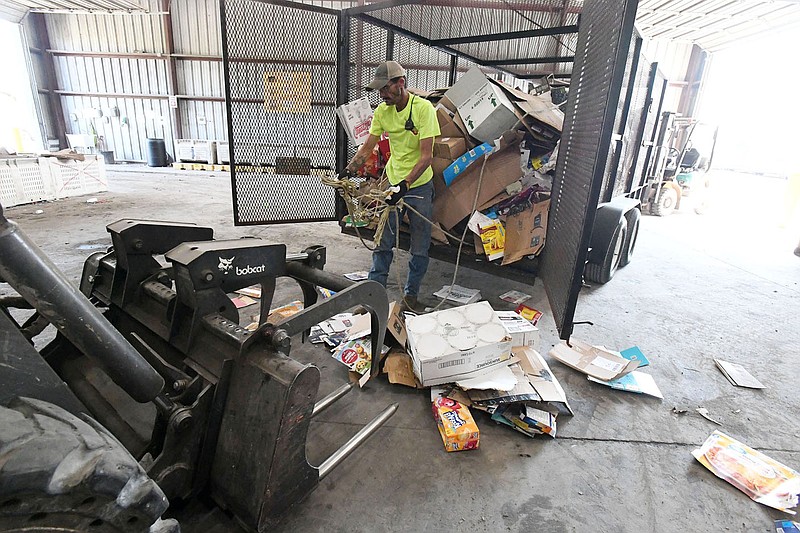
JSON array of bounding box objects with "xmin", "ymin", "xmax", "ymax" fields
[{"xmin": 432, "ymin": 397, "xmax": 480, "ymax": 452}]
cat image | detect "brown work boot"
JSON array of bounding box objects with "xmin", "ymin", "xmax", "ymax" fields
[{"xmin": 399, "ymin": 294, "xmax": 419, "ymax": 314}]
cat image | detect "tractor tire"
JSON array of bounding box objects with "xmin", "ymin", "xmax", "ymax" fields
[
  {"xmin": 618, "ymin": 208, "xmax": 641, "ymax": 268},
  {"xmin": 651, "ymin": 186, "xmax": 678, "ymax": 216},
  {"xmin": 585, "ymin": 217, "xmax": 627, "ymax": 284},
  {"xmin": 0, "ymin": 397, "xmax": 179, "ymax": 533}
]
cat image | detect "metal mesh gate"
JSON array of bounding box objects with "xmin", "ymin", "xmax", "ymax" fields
[
  {"xmin": 539, "ymin": 0, "xmax": 640, "ymax": 340},
  {"xmin": 221, "ymin": 0, "xmax": 339, "ymax": 225}
]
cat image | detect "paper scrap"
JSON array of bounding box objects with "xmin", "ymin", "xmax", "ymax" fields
[
  {"xmin": 235, "ymin": 286, "xmax": 262, "ymax": 299},
  {"xmin": 332, "ymin": 339, "xmax": 373, "ymax": 375},
  {"xmin": 230, "ymin": 295, "xmax": 257, "ymax": 309},
  {"xmin": 693, "ymin": 431, "xmax": 800, "ymax": 513},
  {"xmin": 515, "ymin": 303, "xmax": 542, "ymax": 325},
  {"xmin": 714, "ymin": 359, "xmax": 765, "ymax": 389},
  {"xmin": 456, "ymin": 365, "xmax": 519, "ymax": 392},
  {"xmin": 620, "ymin": 346, "xmax": 649, "ymax": 367},
  {"xmin": 775, "ymin": 520, "xmax": 800, "ymax": 533},
  {"xmin": 344, "ymin": 271, "xmax": 369, "ymax": 281},
  {"xmin": 433, "ymin": 284, "xmax": 481, "ymax": 305},
  {"xmin": 590, "ymin": 356, "xmax": 626, "ymax": 374},
  {"xmin": 499, "ymin": 290, "xmax": 531, "ymax": 305},
  {"xmin": 467, "ymin": 210, "xmax": 495, "ymax": 235},
  {"xmin": 696, "ymin": 407, "xmax": 723, "ymax": 425},
  {"xmin": 588, "ymin": 371, "xmax": 663, "ymax": 399}
]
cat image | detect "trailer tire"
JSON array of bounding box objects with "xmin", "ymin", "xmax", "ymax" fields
[
  {"xmin": 0, "ymin": 397, "xmax": 179, "ymax": 533},
  {"xmin": 651, "ymin": 186, "xmax": 678, "ymax": 216},
  {"xmin": 585, "ymin": 217, "xmax": 627, "ymax": 284},
  {"xmin": 619, "ymin": 208, "xmax": 641, "ymax": 268}
]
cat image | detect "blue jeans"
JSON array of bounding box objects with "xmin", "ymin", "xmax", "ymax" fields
[{"xmin": 369, "ymin": 180, "xmax": 434, "ymax": 297}]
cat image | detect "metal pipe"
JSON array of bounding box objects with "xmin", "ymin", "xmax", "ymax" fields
[
  {"xmin": 312, "ymin": 382, "xmax": 354, "ymax": 418},
  {"xmin": 318, "ymin": 403, "xmax": 398, "ymax": 480},
  {"xmin": 285, "ymin": 261, "xmax": 354, "ymax": 293},
  {"xmin": 0, "ymin": 206, "xmax": 164, "ymax": 402}
]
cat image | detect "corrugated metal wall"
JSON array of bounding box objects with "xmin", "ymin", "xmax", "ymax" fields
[
  {"xmin": 642, "ymin": 38, "xmax": 694, "ymax": 113},
  {"xmin": 22, "ymin": 0, "xmax": 230, "ymax": 162}
]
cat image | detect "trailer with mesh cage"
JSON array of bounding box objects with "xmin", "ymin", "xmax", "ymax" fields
[{"xmin": 220, "ymin": 0, "xmax": 668, "ymax": 341}]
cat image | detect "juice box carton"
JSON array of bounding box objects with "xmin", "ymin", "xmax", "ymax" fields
[{"xmin": 432, "ymin": 397, "xmax": 480, "ymax": 452}]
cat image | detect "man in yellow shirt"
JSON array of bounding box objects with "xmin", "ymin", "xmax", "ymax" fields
[{"xmin": 345, "ymin": 61, "xmax": 440, "ymax": 311}]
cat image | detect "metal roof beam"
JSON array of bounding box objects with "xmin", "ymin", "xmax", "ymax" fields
[
  {"xmin": 485, "ymin": 55, "xmax": 575, "ymax": 65},
  {"xmin": 433, "ymin": 24, "xmax": 578, "ymax": 46},
  {"xmin": 344, "ymin": 0, "xmax": 423, "ymax": 16}
]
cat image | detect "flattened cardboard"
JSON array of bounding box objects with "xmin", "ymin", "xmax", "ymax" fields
[
  {"xmin": 588, "ymin": 371, "xmax": 664, "ymax": 399},
  {"xmin": 386, "ymin": 301, "xmax": 408, "ymax": 347},
  {"xmin": 487, "ymin": 78, "xmax": 564, "ymax": 133},
  {"xmin": 548, "ymin": 339, "xmax": 639, "ymax": 381},
  {"xmin": 383, "ymin": 350, "xmax": 423, "ymax": 389},
  {"xmin": 432, "ymin": 132, "xmax": 524, "ymax": 230},
  {"xmin": 502, "ymin": 199, "xmax": 550, "ymax": 265},
  {"xmin": 513, "ymin": 346, "xmax": 573, "ymax": 415}
]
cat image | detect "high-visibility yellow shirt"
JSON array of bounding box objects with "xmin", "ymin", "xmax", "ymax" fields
[{"xmin": 369, "ymin": 94, "xmax": 440, "ymax": 187}]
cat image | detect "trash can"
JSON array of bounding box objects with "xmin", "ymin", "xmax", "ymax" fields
[
  {"xmin": 146, "ymin": 138, "xmax": 168, "ymax": 167},
  {"xmin": 100, "ymin": 150, "xmax": 115, "ymax": 165}
]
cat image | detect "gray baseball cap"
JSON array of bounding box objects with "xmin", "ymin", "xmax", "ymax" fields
[{"xmin": 365, "ymin": 61, "xmax": 407, "ymax": 91}]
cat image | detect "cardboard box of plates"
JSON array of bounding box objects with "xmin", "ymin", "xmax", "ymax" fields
[{"xmin": 406, "ymin": 301, "xmax": 512, "ymax": 386}]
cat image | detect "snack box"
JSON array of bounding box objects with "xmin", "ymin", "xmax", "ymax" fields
[{"xmin": 432, "ymin": 397, "xmax": 480, "ymax": 452}]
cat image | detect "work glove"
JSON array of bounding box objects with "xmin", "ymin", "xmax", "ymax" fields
[{"xmin": 385, "ymin": 181, "xmax": 409, "ymax": 206}]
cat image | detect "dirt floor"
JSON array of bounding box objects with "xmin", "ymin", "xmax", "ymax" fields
[{"xmin": 2, "ymin": 166, "xmax": 799, "ymax": 532}]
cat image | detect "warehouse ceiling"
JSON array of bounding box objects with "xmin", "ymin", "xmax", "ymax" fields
[
  {"xmin": 342, "ymin": 0, "xmax": 800, "ymax": 53},
  {"xmin": 0, "ymin": 0, "xmax": 149, "ymax": 23}
]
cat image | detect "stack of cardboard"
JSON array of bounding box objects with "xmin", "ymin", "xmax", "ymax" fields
[
  {"xmin": 410, "ymin": 68, "xmax": 561, "ymax": 266},
  {"xmin": 336, "ymin": 67, "xmax": 563, "ymax": 266},
  {"xmin": 385, "ymin": 300, "xmax": 572, "ymax": 440}
]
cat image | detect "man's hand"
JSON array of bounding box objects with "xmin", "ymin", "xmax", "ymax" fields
[
  {"xmin": 340, "ymin": 167, "xmax": 357, "ymax": 180},
  {"xmin": 385, "ymin": 181, "xmax": 409, "ymax": 206}
]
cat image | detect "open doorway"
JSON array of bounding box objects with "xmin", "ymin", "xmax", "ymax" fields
[
  {"xmin": 0, "ymin": 19, "xmax": 44, "ymax": 154},
  {"xmin": 682, "ymin": 29, "xmax": 800, "ymax": 264}
]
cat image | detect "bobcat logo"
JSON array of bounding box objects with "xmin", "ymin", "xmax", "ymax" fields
[{"xmin": 218, "ymin": 256, "xmax": 235, "ymax": 274}]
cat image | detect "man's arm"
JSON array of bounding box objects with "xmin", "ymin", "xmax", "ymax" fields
[
  {"xmin": 402, "ymin": 137, "xmax": 434, "ymax": 185},
  {"xmin": 345, "ymin": 134, "xmax": 380, "ymax": 174}
]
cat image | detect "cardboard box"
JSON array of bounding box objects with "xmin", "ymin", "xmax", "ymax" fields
[
  {"xmin": 548, "ymin": 339, "xmax": 640, "ymax": 381},
  {"xmin": 433, "ymin": 132, "xmax": 523, "ymax": 230},
  {"xmin": 444, "ymin": 67, "xmax": 520, "ymax": 143},
  {"xmin": 431, "ymin": 157, "xmax": 453, "ymax": 181},
  {"xmin": 434, "ymin": 136, "xmax": 466, "ymax": 160},
  {"xmin": 442, "ymin": 142, "xmax": 494, "ymax": 186},
  {"xmin": 487, "ymin": 78, "xmax": 564, "ymax": 135},
  {"xmin": 502, "ymin": 199, "xmax": 550, "ymax": 264},
  {"xmin": 432, "ymin": 397, "xmax": 480, "ymax": 452},
  {"xmin": 406, "ymin": 301, "xmax": 513, "ymax": 386},
  {"xmin": 435, "ymin": 106, "xmax": 466, "ymax": 138},
  {"xmin": 335, "ymin": 97, "xmax": 373, "ymax": 146},
  {"xmin": 495, "ymin": 311, "xmax": 540, "ymax": 351}
]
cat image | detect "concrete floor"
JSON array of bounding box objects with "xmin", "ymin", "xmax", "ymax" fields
[{"xmin": 2, "ymin": 166, "xmax": 798, "ymax": 532}]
